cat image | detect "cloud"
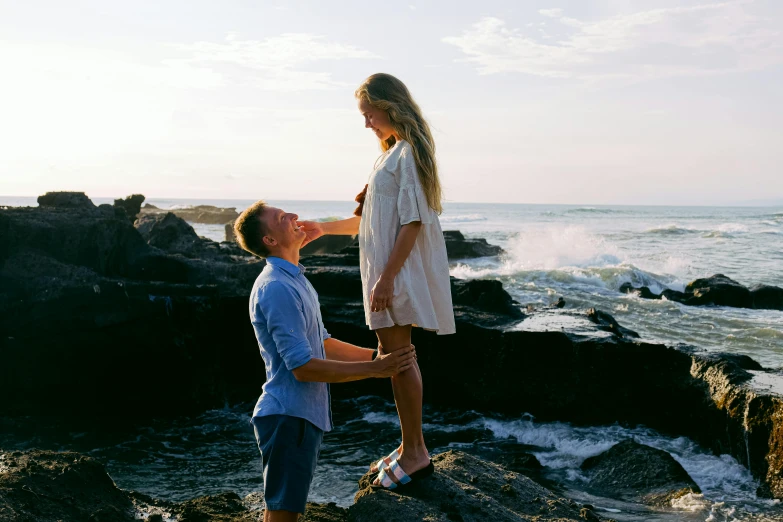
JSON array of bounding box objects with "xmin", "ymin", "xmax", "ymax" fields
[
  {"xmin": 538, "ymin": 8, "xmax": 563, "ymax": 18},
  {"xmin": 172, "ymin": 33, "xmax": 379, "ymax": 91},
  {"xmin": 443, "ymin": 1, "xmax": 783, "ymax": 83}
]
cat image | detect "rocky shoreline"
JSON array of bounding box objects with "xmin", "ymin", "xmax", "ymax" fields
[{"xmin": 1, "ymin": 193, "xmax": 783, "ymax": 519}]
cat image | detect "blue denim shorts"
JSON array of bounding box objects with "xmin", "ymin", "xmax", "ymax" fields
[{"xmin": 251, "ymin": 414, "xmax": 323, "ymax": 513}]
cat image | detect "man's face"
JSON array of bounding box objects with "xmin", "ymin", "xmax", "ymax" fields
[{"xmin": 261, "ymin": 206, "xmax": 306, "ymax": 251}]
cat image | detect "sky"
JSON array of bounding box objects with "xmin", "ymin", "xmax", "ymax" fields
[{"xmin": 1, "ymin": 0, "xmax": 781, "ymax": 205}]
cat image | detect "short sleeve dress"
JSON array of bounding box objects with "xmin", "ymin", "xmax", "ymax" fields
[{"xmin": 359, "ymin": 139, "xmax": 456, "ymax": 335}]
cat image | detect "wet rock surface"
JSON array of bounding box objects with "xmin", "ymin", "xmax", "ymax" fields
[
  {"xmin": 0, "ymin": 449, "xmax": 347, "ymax": 522},
  {"xmin": 620, "ymin": 274, "xmax": 783, "ymax": 310},
  {"xmin": 580, "ymin": 440, "xmax": 700, "ymax": 505},
  {"xmin": 351, "ymin": 450, "xmax": 611, "ymax": 521}
]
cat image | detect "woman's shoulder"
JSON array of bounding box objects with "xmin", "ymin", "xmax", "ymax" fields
[{"xmin": 384, "ymin": 140, "xmax": 414, "ymax": 171}]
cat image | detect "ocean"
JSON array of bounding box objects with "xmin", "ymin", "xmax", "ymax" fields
[{"xmin": 3, "ymin": 196, "xmax": 782, "ymax": 520}]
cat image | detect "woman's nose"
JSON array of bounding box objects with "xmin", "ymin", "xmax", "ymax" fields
[{"xmin": 364, "ymin": 118, "xmax": 372, "ymax": 128}]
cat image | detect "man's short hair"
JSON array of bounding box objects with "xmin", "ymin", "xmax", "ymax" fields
[{"xmin": 234, "ymin": 200, "xmax": 270, "ymax": 258}]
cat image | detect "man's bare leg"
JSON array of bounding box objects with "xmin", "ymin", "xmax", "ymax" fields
[
  {"xmin": 373, "ymin": 324, "xmax": 430, "ymax": 484},
  {"xmin": 264, "ymin": 509, "xmax": 299, "ymax": 521}
]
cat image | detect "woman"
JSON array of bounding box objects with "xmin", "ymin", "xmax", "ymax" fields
[{"xmin": 298, "ymin": 73, "xmax": 455, "ymax": 488}]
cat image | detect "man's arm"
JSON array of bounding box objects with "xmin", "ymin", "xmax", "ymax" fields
[
  {"xmin": 292, "ymin": 346, "xmax": 415, "ymax": 383},
  {"xmin": 324, "ymin": 337, "xmax": 374, "ymax": 362}
]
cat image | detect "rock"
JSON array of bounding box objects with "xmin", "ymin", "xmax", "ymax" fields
[
  {"xmin": 135, "ymin": 212, "xmax": 200, "ymax": 251},
  {"xmin": 0, "ymin": 448, "xmax": 344, "ymax": 522},
  {"xmin": 113, "ymin": 194, "xmax": 145, "ymax": 223},
  {"xmin": 3, "ymin": 200, "xmax": 783, "ymax": 499},
  {"xmin": 555, "ymin": 297, "xmax": 566, "ymax": 308},
  {"xmin": 225, "ymin": 223, "xmax": 235, "ymax": 242},
  {"xmin": 444, "ymin": 230, "xmax": 504, "ymax": 260},
  {"xmin": 586, "ymin": 308, "xmax": 639, "ymax": 338},
  {"xmin": 303, "ymin": 502, "xmax": 349, "ymax": 521},
  {"xmin": 619, "ymin": 282, "xmax": 660, "ymax": 300},
  {"xmin": 451, "ymin": 278, "xmax": 524, "ymax": 320},
  {"xmin": 351, "ymin": 451, "xmax": 604, "ymax": 521},
  {"xmin": 0, "ymin": 449, "xmax": 135, "ymax": 521},
  {"xmin": 176, "ymin": 492, "xmax": 255, "ymax": 522},
  {"xmin": 139, "ymin": 205, "xmax": 239, "ymax": 224},
  {"xmin": 685, "ymin": 274, "xmax": 753, "ymax": 308},
  {"xmin": 621, "ymin": 275, "xmax": 781, "ymax": 311},
  {"xmin": 751, "ymin": 285, "xmax": 783, "ymax": 311},
  {"xmin": 580, "ymin": 440, "xmax": 700, "ymax": 505},
  {"xmin": 661, "ymin": 288, "xmax": 688, "ymax": 302},
  {"xmin": 0, "ymin": 203, "xmax": 149, "ymax": 277},
  {"xmin": 37, "ymin": 191, "xmax": 96, "ymax": 209}
]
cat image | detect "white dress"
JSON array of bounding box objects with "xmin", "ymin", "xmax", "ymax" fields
[{"xmin": 359, "ymin": 139, "xmax": 456, "ymax": 335}]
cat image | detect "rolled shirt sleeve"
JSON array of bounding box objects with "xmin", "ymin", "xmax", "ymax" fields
[
  {"xmin": 257, "ymin": 281, "xmax": 313, "ymax": 371},
  {"xmin": 397, "ymin": 150, "xmax": 433, "ymax": 226}
]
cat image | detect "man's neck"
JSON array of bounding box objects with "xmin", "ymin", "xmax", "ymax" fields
[{"xmin": 270, "ymin": 247, "xmax": 300, "ymax": 267}]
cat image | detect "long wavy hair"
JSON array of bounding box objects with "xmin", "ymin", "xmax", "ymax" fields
[{"xmin": 355, "ymin": 73, "xmax": 443, "ymax": 214}]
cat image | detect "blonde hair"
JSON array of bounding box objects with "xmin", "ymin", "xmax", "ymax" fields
[
  {"xmin": 355, "ymin": 73, "xmax": 443, "ymax": 214},
  {"xmin": 233, "ymin": 200, "xmax": 270, "ymax": 258}
]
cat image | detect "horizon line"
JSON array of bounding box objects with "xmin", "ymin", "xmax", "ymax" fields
[{"xmin": 1, "ymin": 194, "xmax": 782, "ymax": 209}]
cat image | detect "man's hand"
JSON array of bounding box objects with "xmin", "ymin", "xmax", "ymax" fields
[
  {"xmin": 297, "ymin": 220, "xmax": 325, "ymax": 248},
  {"xmin": 378, "ymin": 343, "xmax": 416, "ymax": 360},
  {"xmin": 370, "ymin": 276, "xmax": 394, "ymax": 312},
  {"xmin": 372, "ymin": 345, "xmax": 416, "ymax": 377}
]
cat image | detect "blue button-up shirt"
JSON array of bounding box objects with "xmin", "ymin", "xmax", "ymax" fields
[{"xmin": 249, "ymin": 257, "xmax": 332, "ymax": 432}]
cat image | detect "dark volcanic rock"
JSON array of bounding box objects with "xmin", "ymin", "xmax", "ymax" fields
[
  {"xmin": 0, "ymin": 449, "xmax": 135, "ymax": 522},
  {"xmin": 580, "ymin": 440, "xmax": 700, "ymax": 505},
  {"xmin": 136, "ymin": 212, "xmax": 200, "ymax": 251},
  {"xmin": 587, "ymin": 307, "xmax": 639, "ymax": 338},
  {"xmin": 685, "ymin": 274, "xmax": 753, "ymax": 308},
  {"xmin": 451, "ymin": 278, "xmax": 524, "ymax": 319},
  {"xmin": 176, "ymin": 492, "xmax": 255, "ymax": 522},
  {"xmin": 114, "ymin": 194, "xmax": 145, "ymax": 223},
  {"xmin": 351, "ymin": 451, "xmax": 606, "ymax": 521},
  {"xmin": 37, "ymin": 191, "xmax": 96, "ymax": 209},
  {"xmin": 444, "ymin": 230, "xmax": 504, "ymax": 259},
  {"xmin": 0, "ymin": 203, "xmax": 148, "ymax": 278},
  {"xmin": 621, "ymin": 274, "xmax": 782, "ymax": 310},
  {"xmin": 619, "ymin": 282, "xmax": 660, "ymax": 300},
  {"xmin": 751, "ymin": 285, "xmax": 783, "ymax": 311},
  {"xmin": 0, "ymin": 449, "xmax": 346, "ymax": 522},
  {"xmin": 3, "ymin": 198, "xmax": 783, "ymax": 499}
]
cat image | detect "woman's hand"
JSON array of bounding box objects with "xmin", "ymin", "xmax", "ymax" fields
[
  {"xmin": 296, "ymin": 220, "xmax": 324, "ymax": 248},
  {"xmin": 370, "ymin": 276, "xmax": 394, "ymax": 312}
]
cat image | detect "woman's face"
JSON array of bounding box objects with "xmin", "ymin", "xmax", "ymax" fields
[{"xmin": 358, "ymin": 98, "xmax": 396, "ymax": 141}]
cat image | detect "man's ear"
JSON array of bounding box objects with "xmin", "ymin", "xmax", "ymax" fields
[{"xmin": 262, "ymin": 235, "xmax": 276, "ymax": 247}]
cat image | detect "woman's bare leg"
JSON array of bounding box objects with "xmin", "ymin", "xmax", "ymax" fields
[{"xmin": 373, "ymin": 324, "xmax": 430, "ymax": 483}]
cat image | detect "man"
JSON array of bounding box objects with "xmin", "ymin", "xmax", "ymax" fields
[{"xmin": 233, "ymin": 200, "xmax": 415, "ymax": 522}]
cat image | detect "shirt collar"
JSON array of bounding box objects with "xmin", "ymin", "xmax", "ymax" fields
[{"xmin": 267, "ymin": 256, "xmax": 306, "ymax": 276}]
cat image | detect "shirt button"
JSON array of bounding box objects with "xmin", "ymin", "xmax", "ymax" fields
[{"xmin": 290, "ymin": 329, "xmax": 294, "ymax": 333}]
